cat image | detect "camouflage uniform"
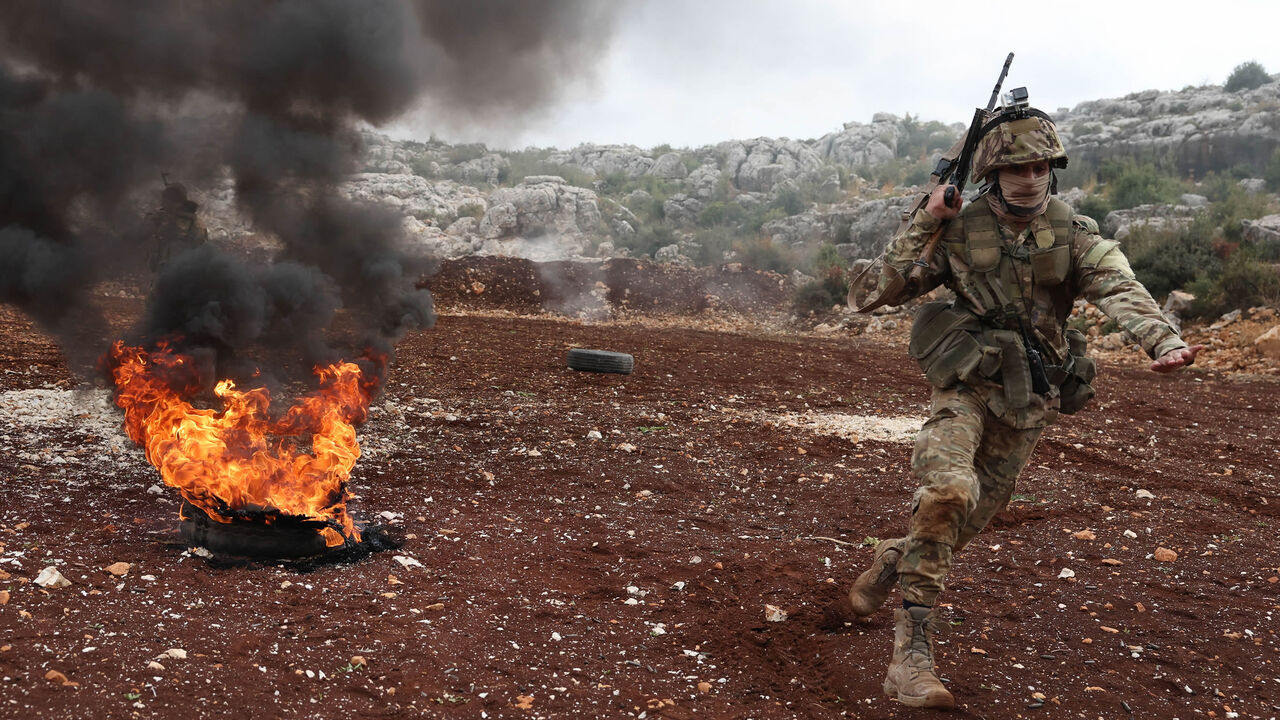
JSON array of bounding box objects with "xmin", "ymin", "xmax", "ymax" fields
[
  {"xmin": 146, "ymin": 184, "xmax": 208, "ymax": 272},
  {"xmin": 874, "ymin": 197, "xmax": 1186, "ymax": 606}
]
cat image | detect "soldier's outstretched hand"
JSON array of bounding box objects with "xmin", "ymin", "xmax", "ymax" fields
[
  {"xmin": 1150, "ymin": 344, "xmax": 1204, "ymax": 373},
  {"xmin": 925, "ymin": 184, "xmax": 963, "ymax": 220}
]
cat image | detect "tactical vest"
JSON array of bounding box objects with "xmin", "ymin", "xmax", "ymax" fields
[
  {"xmin": 908, "ymin": 197, "xmax": 1095, "ymax": 424},
  {"xmin": 942, "ymin": 196, "xmax": 1074, "ymax": 325}
]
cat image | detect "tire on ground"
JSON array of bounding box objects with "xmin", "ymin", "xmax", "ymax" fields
[{"xmin": 566, "ymin": 348, "xmax": 634, "ymax": 375}]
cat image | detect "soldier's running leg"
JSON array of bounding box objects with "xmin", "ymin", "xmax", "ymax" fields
[
  {"xmin": 952, "ymin": 420, "xmax": 1043, "ymax": 553},
  {"xmin": 882, "ymin": 386, "xmax": 986, "ymax": 709},
  {"xmin": 897, "ymin": 386, "xmax": 987, "ymax": 607}
]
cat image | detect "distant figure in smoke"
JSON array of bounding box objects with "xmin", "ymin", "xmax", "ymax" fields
[{"xmin": 146, "ymin": 183, "xmax": 207, "ymax": 273}]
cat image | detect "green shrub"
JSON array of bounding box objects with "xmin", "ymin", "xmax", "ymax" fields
[
  {"xmin": 1127, "ymin": 219, "xmax": 1219, "ymax": 299},
  {"xmin": 500, "ymin": 149, "xmax": 595, "ymax": 187},
  {"xmin": 1098, "ymin": 159, "xmax": 1183, "ymax": 210},
  {"xmin": 734, "ymin": 235, "xmax": 793, "ymax": 273},
  {"xmin": 1265, "ymin": 147, "xmax": 1280, "ymax": 192},
  {"xmin": 698, "ymin": 201, "xmax": 746, "ymax": 228},
  {"xmin": 1225, "ymin": 61, "xmax": 1270, "ymax": 93},
  {"xmin": 1075, "ymin": 194, "xmax": 1112, "ymax": 224},
  {"xmin": 792, "ymin": 264, "xmax": 849, "ymax": 314},
  {"xmin": 897, "ymin": 114, "xmax": 961, "ymax": 160},
  {"xmin": 410, "ymin": 155, "xmax": 438, "ymax": 179},
  {"xmin": 446, "ymin": 143, "xmax": 488, "ymax": 164},
  {"xmin": 617, "ymin": 226, "xmax": 674, "ymax": 259},
  {"xmin": 688, "ymin": 226, "xmax": 736, "ymax": 266},
  {"xmin": 456, "ymin": 202, "xmax": 485, "ymax": 220},
  {"xmin": 1188, "ymin": 252, "xmax": 1280, "ymax": 316}
]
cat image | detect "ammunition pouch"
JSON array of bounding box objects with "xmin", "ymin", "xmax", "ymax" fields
[
  {"xmin": 909, "ymin": 301, "xmax": 1001, "ymax": 390},
  {"xmin": 1052, "ymin": 328, "xmax": 1096, "ymax": 414}
]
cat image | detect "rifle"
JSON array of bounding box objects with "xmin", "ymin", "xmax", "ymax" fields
[
  {"xmin": 848, "ymin": 53, "xmax": 1014, "ymax": 313},
  {"xmin": 903, "ymin": 52, "xmax": 1014, "ymax": 292}
]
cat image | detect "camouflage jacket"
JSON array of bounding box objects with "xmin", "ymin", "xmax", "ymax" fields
[{"xmin": 873, "ymin": 197, "xmax": 1186, "ymax": 428}]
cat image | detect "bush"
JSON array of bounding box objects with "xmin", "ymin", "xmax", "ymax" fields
[
  {"xmin": 1126, "ymin": 219, "xmax": 1219, "ymax": 299},
  {"xmin": 446, "ymin": 143, "xmax": 488, "ymax": 164},
  {"xmin": 734, "ymin": 235, "xmax": 793, "ymax": 273},
  {"xmin": 697, "ymin": 201, "xmax": 746, "ymax": 228},
  {"xmin": 1265, "ymin": 147, "xmax": 1280, "ymax": 192},
  {"xmin": 1098, "ymin": 159, "xmax": 1183, "ymax": 210},
  {"xmin": 1225, "ymin": 61, "xmax": 1270, "ymax": 93},
  {"xmin": 617, "ymin": 226, "xmax": 674, "ymax": 259},
  {"xmin": 1075, "ymin": 194, "xmax": 1112, "ymax": 224},
  {"xmin": 688, "ymin": 226, "xmax": 736, "ymax": 266},
  {"xmin": 1188, "ymin": 252, "xmax": 1280, "ymax": 316},
  {"xmin": 456, "ymin": 202, "xmax": 485, "ymax": 220},
  {"xmin": 792, "ymin": 267, "xmax": 849, "ymax": 314}
]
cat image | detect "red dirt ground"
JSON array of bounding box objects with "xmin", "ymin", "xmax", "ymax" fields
[{"xmin": 1, "ymin": 258, "xmax": 1278, "ymax": 720}]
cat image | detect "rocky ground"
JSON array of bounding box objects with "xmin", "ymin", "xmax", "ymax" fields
[{"xmin": 1, "ymin": 259, "xmax": 1278, "ymax": 719}]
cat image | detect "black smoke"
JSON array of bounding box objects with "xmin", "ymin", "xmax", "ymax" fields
[{"xmin": 0, "ymin": 0, "xmax": 621, "ymax": 388}]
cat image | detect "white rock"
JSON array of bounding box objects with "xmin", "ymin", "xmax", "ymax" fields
[
  {"xmin": 764, "ymin": 604, "xmax": 788, "ymax": 622},
  {"xmin": 162, "ymin": 648, "xmax": 187, "ymax": 660},
  {"xmin": 1123, "ymin": 529, "xmax": 1139, "ymax": 539},
  {"xmin": 34, "ymin": 566, "xmax": 71, "ymax": 588},
  {"xmin": 393, "ymin": 555, "xmax": 424, "ymax": 569},
  {"xmin": 586, "ymin": 430, "xmax": 603, "ymax": 441},
  {"xmin": 147, "ymin": 661, "xmax": 165, "ymax": 671},
  {"xmin": 1057, "ymin": 568, "xmax": 1076, "ymax": 579},
  {"xmin": 1135, "ymin": 489, "xmax": 1156, "ymax": 499}
]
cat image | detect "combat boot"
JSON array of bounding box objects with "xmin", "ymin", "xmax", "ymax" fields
[
  {"xmin": 848, "ymin": 537, "xmax": 906, "ymax": 617},
  {"xmin": 883, "ymin": 605, "xmax": 955, "ymax": 710}
]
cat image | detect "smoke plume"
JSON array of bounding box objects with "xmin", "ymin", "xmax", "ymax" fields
[{"xmin": 0, "ymin": 0, "xmax": 621, "ymax": 387}]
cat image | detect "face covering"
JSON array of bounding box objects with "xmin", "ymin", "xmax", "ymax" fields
[{"xmin": 988, "ymin": 169, "xmax": 1051, "ymax": 223}]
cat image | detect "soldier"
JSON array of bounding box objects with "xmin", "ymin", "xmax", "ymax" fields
[
  {"xmin": 146, "ymin": 182, "xmax": 208, "ymax": 272},
  {"xmin": 847, "ymin": 102, "xmax": 1202, "ymax": 709}
]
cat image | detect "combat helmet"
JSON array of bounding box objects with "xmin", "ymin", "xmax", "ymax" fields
[{"xmin": 970, "ymin": 88, "xmax": 1067, "ymax": 184}]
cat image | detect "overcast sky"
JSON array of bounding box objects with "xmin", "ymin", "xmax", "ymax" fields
[{"xmin": 398, "ymin": 0, "xmax": 1280, "ymax": 151}]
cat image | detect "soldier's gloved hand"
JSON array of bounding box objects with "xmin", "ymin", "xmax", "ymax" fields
[
  {"xmin": 924, "ymin": 184, "xmax": 963, "ymax": 220},
  {"xmin": 1150, "ymin": 344, "xmax": 1204, "ymax": 373}
]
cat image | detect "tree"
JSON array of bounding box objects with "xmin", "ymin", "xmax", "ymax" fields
[{"xmin": 1225, "ymin": 61, "xmax": 1270, "ymax": 93}]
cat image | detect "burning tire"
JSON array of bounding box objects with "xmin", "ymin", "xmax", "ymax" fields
[{"xmin": 567, "ymin": 348, "xmax": 634, "ymax": 375}]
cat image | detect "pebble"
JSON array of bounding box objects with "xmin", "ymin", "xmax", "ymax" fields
[
  {"xmin": 1058, "ymin": 568, "xmax": 1076, "ymax": 579},
  {"xmin": 0, "ymin": 591, "xmax": 8, "ymax": 605},
  {"xmin": 44, "ymin": 670, "xmax": 68, "ymax": 685},
  {"xmin": 34, "ymin": 566, "xmax": 71, "ymax": 589},
  {"xmin": 1135, "ymin": 489, "xmax": 1155, "ymax": 499},
  {"xmin": 697, "ymin": 681, "xmax": 712, "ymax": 693},
  {"xmin": 147, "ymin": 661, "xmax": 165, "ymax": 671},
  {"xmin": 1153, "ymin": 547, "xmax": 1178, "ymax": 562},
  {"xmin": 586, "ymin": 430, "xmax": 603, "ymax": 440},
  {"xmin": 1073, "ymin": 530, "xmax": 1096, "ymax": 541},
  {"xmin": 764, "ymin": 605, "xmax": 787, "ymax": 622},
  {"xmin": 104, "ymin": 562, "xmax": 131, "ymax": 577},
  {"xmin": 162, "ymin": 648, "xmax": 187, "ymax": 660},
  {"xmin": 350, "ymin": 656, "xmax": 367, "ymax": 668}
]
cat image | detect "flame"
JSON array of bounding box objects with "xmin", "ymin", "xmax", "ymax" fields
[{"xmin": 108, "ymin": 341, "xmax": 378, "ymax": 546}]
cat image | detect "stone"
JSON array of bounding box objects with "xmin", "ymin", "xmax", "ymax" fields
[
  {"xmin": 1153, "ymin": 547, "xmax": 1178, "ymax": 562},
  {"xmin": 34, "ymin": 566, "xmax": 71, "ymax": 589},
  {"xmin": 104, "ymin": 562, "xmax": 131, "ymax": 577},
  {"xmin": 350, "ymin": 655, "xmax": 367, "ymax": 668},
  {"xmin": 764, "ymin": 604, "xmax": 788, "ymax": 622},
  {"xmin": 1254, "ymin": 325, "xmax": 1280, "ymax": 360},
  {"xmin": 1162, "ymin": 290, "xmax": 1195, "ymax": 317}
]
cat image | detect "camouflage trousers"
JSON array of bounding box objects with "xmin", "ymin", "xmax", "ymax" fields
[{"xmin": 897, "ymin": 385, "xmax": 1044, "ymax": 606}]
